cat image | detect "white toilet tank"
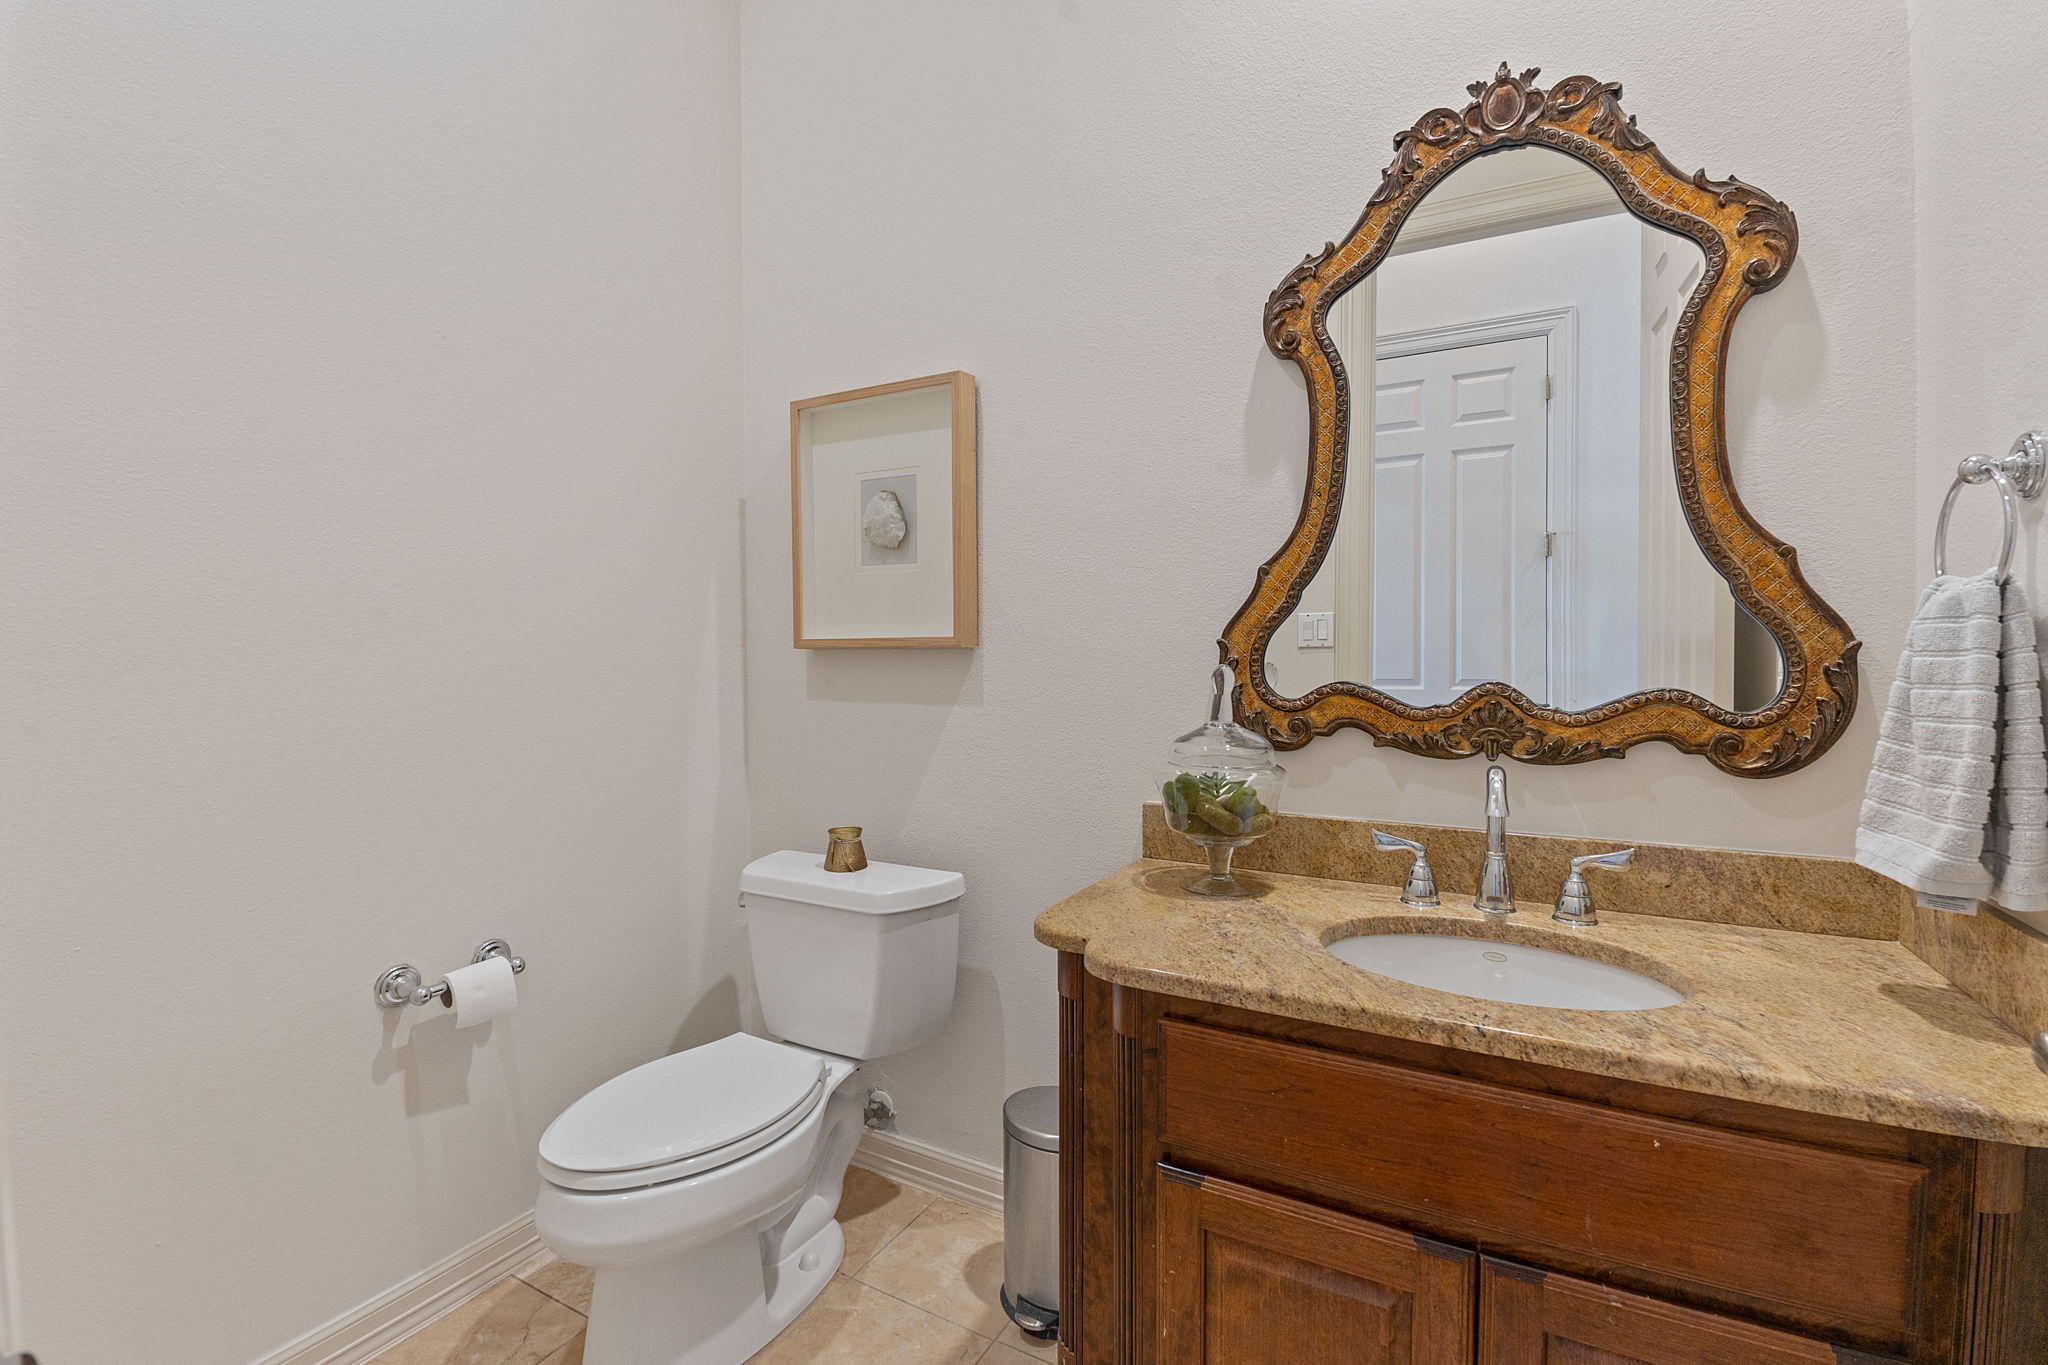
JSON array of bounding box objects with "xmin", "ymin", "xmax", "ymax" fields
[{"xmin": 739, "ymin": 850, "xmax": 963, "ymax": 1060}]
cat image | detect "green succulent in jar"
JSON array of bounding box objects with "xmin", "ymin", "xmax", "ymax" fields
[{"xmin": 1161, "ymin": 770, "xmax": 1277, "ymax": 840}]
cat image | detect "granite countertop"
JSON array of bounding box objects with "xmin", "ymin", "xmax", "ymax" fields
[{"xmin": 1035, "ymin": 859, "xmax": 2048, "ymax": 1146}]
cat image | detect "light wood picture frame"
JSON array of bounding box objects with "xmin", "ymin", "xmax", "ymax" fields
[{"xmin": 790, "ymin": 370, "xmax": 978, "ymax": 648}]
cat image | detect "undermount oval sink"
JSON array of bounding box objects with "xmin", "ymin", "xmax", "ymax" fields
[{"xmin": 1326, "ymin": 932, "xmax": 1684, "ymax": 1011}]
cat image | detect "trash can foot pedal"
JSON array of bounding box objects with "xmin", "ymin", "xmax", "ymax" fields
[{"xmin": 1000, "ymin": 1287, "xmax": 1058, "ymax": 1339}]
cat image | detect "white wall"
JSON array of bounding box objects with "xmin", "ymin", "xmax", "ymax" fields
[
  {"xmin": 1910, "ymin": 0, "xmax": 2048, "ymax": 603},
  {"xmin": 739, "ymin": 0, "xmax": 1918, "ymax": 1163},
  {"xmin": 1909, "ymin": 0, "xmax": 2048, "ymax": 929},
  {"xmin": 0, "ymin": 4, "xmax": 746, "ymax": 1361}
]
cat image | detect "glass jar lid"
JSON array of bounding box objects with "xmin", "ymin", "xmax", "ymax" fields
[{"xmin": 1169, "ymin": 665, "xmax": 1279, "ymax": 776}]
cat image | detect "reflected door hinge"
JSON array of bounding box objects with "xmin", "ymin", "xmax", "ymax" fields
[{"xmin": 1543, "ymin": 531, "xmax": 1556, "ymax": 558}]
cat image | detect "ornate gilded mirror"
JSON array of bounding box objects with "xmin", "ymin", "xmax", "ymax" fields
[{"xmin": 1223, "ymin": 65, "xmax": 1857, "ymax": 775}]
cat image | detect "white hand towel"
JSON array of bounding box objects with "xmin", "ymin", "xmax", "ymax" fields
[
  {"xmin": 1855, "ymin": 573, "xmax": 2004, "ymax": 905},
  {"xmin": 1855, "ymin": 571, "xmax": 2048, "ymax": 912},
  {"xmin": 1985, "ymin": 580, "xmax": 2048, "ymax": 911}
]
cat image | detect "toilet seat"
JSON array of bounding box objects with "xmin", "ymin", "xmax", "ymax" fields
[{"xmin": 539, "ymin": 1034, "xmax": 828, "ymax": 1192}]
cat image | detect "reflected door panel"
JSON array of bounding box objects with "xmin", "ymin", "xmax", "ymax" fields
[{"xmin": 1369, "ymin": 337, "xmax": 1548, "ymax": 706}]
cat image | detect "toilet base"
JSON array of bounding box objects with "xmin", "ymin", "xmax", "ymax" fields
[{"xmin": 582, "ymin": 1218, "xmax": 844, "ymax": 1365}]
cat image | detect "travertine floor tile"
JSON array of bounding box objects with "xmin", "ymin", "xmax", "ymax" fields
[
  {"xmin": 509, "ymin": 1249, "xmax": 558, "ymax": 1281},
  {"xmin": 744, "ymin": 1278, "xmax": 985, "ymax": 1365},
  {"xmin": 853, "ymin": 1197, "xmax": 1009, "ymax": 1336},
  {"xmin": 977, "ymin": 1342, "xmax": 1045, "ymax": 1364},
  {"xmin": 519, "ymin": 1257, "xmax": 594, "ymax": 1315},
  {"xmin": 381, "ymin": 1179, "xmax": 1016, "ymax": 1365},
  {"xmin": 992, "ymin": 1322, "xmax": 1058, "ymax": 1358},
  {"xmin": 368, "ymin": 1278, "xmax": 584, "ymax": 1365},
  {"xmin": 837, "ymin": 1166, "xmax": 936, "ymax": 1276},
  {"xmin": 537, "ymin": 1331, "xmax": 584, "ymax": 1365}
]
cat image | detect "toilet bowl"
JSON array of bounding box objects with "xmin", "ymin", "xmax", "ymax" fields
[
  {"xmin": 534, "ymin": 851, "xmax": 963, "ymax": 1365},
  {"xmin": 534, "ymin": 1038, "xmax": 864, "ymax": 1365}
]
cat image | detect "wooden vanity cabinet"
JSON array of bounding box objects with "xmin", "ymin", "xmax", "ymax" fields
[{"xmin": 1056, "ymin": 954, "xmax": 2048, "ymax": 1365}]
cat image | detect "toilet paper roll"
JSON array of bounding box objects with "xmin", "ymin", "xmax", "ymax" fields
[{"xmin": 443, "ymin": 955, "xmax": 517, "ymax": 1028}]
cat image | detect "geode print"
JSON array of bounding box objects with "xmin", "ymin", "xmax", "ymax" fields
[
  {"xmin": 858, "ymin": 473, "xmax": 917, "ymax": 566},
  {"xmin": 862, "ymin": 490, "xmax": 907, "ymax": 549}
]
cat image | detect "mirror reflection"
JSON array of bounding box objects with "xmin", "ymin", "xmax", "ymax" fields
[{"xmin": 1264, "ymin": 147, "xmax": 1783, "ymax": 713}]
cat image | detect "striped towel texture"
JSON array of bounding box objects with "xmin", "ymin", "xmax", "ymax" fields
[{"xmin": 1855, "ymin": 572, "xmax": 2048, "ymax": 912}]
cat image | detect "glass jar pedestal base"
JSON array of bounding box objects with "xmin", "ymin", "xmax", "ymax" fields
[{"xmin": 1185, "ymin": 838, "xmax": 1254, "ymax": 897}]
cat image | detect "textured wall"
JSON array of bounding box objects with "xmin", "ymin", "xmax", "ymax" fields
[
  {"xmin": 1898, "ymin": 0, "xmax": 2048, "ymax": 1006},
  {"xmin": 739, "ymin": 0, "xmax": 1918, "ymax": 1163},
  {"xmin": 0, "ymin": 4, "xmax": 746, "ymax": 1360},
  {"xmin": 1910, "ymin": 0, "xmax": 2048, "ymax": 586}
]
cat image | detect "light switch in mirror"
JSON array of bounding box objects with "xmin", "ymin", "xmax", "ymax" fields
[{"xmin": 1262, "ymin": 146, "xmax": 1784, "ymax": 714}]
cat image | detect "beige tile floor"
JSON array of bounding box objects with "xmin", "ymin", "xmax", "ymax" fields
[{"xmin": 367, "ymin": 1168, "xmax": 1055, "ymax": 1365}]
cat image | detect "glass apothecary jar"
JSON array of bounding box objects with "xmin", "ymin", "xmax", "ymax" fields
[{"xmin": 1158, "ymin": 665, "xmax": 1286, "ymax": 896}]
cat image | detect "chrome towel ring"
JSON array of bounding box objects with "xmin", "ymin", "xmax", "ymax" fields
[{"xmin": 1933, "ymin": 431, "xmax": 2046, "ymax": 582}]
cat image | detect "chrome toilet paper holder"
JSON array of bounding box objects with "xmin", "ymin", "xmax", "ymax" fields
[{"xmin": 375, "ymin": 938, "xmax": 526, "ymax": 1009}]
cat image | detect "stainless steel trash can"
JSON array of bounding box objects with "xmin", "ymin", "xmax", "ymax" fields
[{"xmin": 1001, "ymin": 1085, "xmax": 1060, "ymax": 1339}]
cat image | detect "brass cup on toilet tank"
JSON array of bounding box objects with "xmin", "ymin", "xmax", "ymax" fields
[{"xmin": 824, "ymin": 827, "xmax": 868, "ymax": 873}]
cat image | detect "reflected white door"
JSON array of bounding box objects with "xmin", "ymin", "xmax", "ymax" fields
[{"xmin": 1369, "ymin": 336, "xmax": 1550, "ymax": 705}]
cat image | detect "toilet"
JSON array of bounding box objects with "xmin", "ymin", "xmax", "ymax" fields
[{"xmin": 533, "ymin": 850, "xmax": 964, "ymax": 1365}]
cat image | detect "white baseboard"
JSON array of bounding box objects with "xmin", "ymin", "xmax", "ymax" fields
[
  {"xmin": 853, "ymin": 1130, "xmax": 1004, "ymax": 1215},
  {"xmin": 250, "ymin": 1212, "xmax": 541, "ymax": 1365}
]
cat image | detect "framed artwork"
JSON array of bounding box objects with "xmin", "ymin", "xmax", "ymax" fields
[{"xmin": 790, "ymin": 370, "xmax": 978, "ymax": 648}]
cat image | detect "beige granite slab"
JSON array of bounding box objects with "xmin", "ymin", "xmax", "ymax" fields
[
  {"xmin": 1142, "ymin": 804, "xmax": 1908, "ymax": 939},
  {"xmin": 1902, "ymin": 903, "xmax": 2048, "ymax": 1040},
  {"xmin": 1036, "ymin": 859, "xmax": 2048, "ymax": 1146}
]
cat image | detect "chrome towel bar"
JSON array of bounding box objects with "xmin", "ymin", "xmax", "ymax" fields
[{"xmin": 1933, "ymin": 431, "xmax": 2045, "ymax": 582}]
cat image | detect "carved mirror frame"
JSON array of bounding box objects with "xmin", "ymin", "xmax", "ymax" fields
[{"xmin": 1222, "ymin": 65, "xmax": 1858, "ymax": 776}]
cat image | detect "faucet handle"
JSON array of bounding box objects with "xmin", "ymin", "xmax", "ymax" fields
[
  {"xmin": 1571, "ymin": 848, "xmax": 1636, "ymax": 874},
  {"xmin": 1371, "ymin": 830, "xmax": 1440, "ymax": 908},
  {"xmin": 1553, "ymin": 848, "xmax": 1635, "ymax": 926}
]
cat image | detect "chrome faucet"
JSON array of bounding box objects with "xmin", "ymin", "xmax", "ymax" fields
[
  {"xmin": 1370, "ymin": 830, "xmax": 1440, "ymax": 908},
  {"xmin": 1474, "ymin": 765, "xmax": 1514, "ymax": 914},
  {"xmin": 1551, "ymin": 847, "xmax": 1636, "ymax": 926}
]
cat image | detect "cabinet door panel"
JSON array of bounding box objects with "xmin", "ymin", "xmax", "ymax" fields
[
  {"xmin": 1157, "ymin": 1166, "xmax": 1475, "ymax": 1365},
  {"xmin": 1477, "ymin": 1256, "xmax": 1894, "ymax": 1365}
]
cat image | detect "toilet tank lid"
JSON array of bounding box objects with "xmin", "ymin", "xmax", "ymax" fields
[{"xmin": 741, "ymin": 850, "xmax": 965, "ymax": 914}]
